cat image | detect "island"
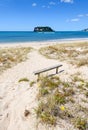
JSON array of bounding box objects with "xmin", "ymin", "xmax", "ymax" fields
[
  {"xmin": 82, "ymin": 28, "xmax": 88, "ymax": 32},
  {"xmin": 34, "ymin": 26, "xmax": 54, "ymax": 32}
]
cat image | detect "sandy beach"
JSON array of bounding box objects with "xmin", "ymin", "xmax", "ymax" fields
[
  {"xmin": 0, "ymin": 38, "xmax": 88, "ymax": 47},
  {"xmin": 0, "ymin": 40, "xmax": 88, "ymax": 130}
]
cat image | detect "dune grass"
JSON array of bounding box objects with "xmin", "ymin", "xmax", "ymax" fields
[
  {"xmin": 39, "ymin": 42, "xmax": 88, "ymax": 67},
  {"xmin": 74, "ymin": 117, "xmax": 87, "ymax": 130},
  {"xmin": 0, "ymin": 47, "xmax": 32, "ymax": 73},
  {"xmin": 35, "ymin": 75, "xmax": 88, "ymax": 129}
]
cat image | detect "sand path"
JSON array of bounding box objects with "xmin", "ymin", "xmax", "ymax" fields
[{"xmin": 0, "ymin": 49, "xmax": 63, "ymax": 130}]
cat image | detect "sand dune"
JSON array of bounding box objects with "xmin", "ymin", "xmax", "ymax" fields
[{"xmin": 0, "ymin": 41, "xmax": 88, "ymax": 130}]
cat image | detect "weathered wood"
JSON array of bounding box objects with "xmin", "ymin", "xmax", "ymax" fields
[
  {"xmin": 34, "ymin": 64, "xmax": 62, "ymax": 75},
  {"xmin": 56, "ymin": 67, "xmax": 58, "ymax": 74}
]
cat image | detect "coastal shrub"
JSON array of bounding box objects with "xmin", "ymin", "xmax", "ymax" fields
[
  {"xmin": 38, "ymin": 76, "xmax": 61, "ymax": 90},
  {"xmin": 37, "ymin": 76, "xmax": 61, "ymax": 99},
  {"xmin": 38, "ymin": 88, "xmax": 49, "ymax": 97},
  {"xmin": 36, "ymin": 76, "xmax": 68, "ymax": 125},
  {"xmin": 35, "ymin": 75, "xmax": 88, "ymax": 129},
  {"xmin": 53, "ymin": 90, "xmax": 66, "ymax": 104},
  {"xmin": 35, "ymin": 100, "xmax": 57, "ymax": 125}
]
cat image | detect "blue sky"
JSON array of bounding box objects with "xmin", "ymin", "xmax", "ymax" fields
[{"xmin": 0, "ymin": 0, "xmax": 88, "ymax": 31}]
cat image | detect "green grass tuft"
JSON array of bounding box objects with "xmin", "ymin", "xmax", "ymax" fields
[{"xmin": 18, "ymin": 78, "xmax": 29, "ymax": 82}]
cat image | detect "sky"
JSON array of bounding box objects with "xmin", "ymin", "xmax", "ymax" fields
[{"xmin": 0, "ymin": 0, "xmax": 88, "ymax": 31}]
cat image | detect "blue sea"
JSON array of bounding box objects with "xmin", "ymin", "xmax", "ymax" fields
[{"xmin": 0, "ymin": 31, "xmax": 88, "ymax": 43}]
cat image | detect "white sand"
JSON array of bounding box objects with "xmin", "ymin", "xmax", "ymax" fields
[
  {"xmin": 0, "ymin": 38, "xmax": 88, "ymax": 48},
  {"xmin": 0, "ymin": 40, "xmax": 88, "ymax": 130}
]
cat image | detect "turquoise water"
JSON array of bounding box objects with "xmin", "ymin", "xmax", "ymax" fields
[{"xmin": 0, "ymin": 31, "xmax": 88, "ymax": 43}]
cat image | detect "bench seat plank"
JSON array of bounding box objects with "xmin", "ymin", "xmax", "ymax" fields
[{"xmin": 34, "ymin": 64, "xmax": 62, "ymax": 75}]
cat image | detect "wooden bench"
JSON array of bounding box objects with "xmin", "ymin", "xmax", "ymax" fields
[{"xmin": 34, "ymin": 64, "xmax": 63, "ymax": 79}]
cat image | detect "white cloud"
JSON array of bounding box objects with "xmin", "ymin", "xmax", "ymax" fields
[
  {"xmin": 32, "ymin": 3, "xmax": 37, "ymax": 7},
  {"xmin": 78, "ymin": 14, "xmax": 84, "ymax": 17},
  {"xmin": 71, "ymin": 18, "xmax": 79, "ymax": 22},
  {"xmin": 66, "ymin": 18, "xmax": 79, "ymax": 22},
  {"xmin": 49, "ymin": 2, "xmax": 56, "ymax": 5},
  {"xmin": 61, "ymin": 0, "xmax": 73, "ymax": 3},
  {"xmin": 66, "ymin": 13, "xmax": 88, "ymax": 23}
]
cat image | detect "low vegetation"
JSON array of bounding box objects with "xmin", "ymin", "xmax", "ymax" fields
[
  {"xmin": 0, "ymin": 47, "xmax": 32, "ymax": 73},
  {"xmin": 39, "ymin": 42, "xmax": 88, "ymax": 67},
  {"xmin": 30, "ymin": 81, "xmax": 36, "ymax": 87},
  {"xmin": 35, "ymin": 75, "xmax": 88, "ymax": 130},
  {"xmin": 18, "ymin": 78, "xmax": 29, "ymax": 82},
  {"xmin": 74, "ymin": 117, "xmax": 88, "ymax": 130}
]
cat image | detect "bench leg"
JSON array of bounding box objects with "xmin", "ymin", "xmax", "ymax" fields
[
  {"xmin": 37, "ymin": 73, "xmax": 40, "ymax": 81},
  {"xmin": 56, "ymin": 67, "xmax": 58, "ymax": 74}
]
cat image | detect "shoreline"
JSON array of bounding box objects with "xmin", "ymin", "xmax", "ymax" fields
[{"xmin": 0, "ymin": 38, "xmax": 88, "ymax": 48}]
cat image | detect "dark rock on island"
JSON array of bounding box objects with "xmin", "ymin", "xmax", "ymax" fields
[
  {"xmin": 34, "ymin": 26, "xmax": 54, "ymax": 32},
  {"xmin": 82, "ymin": 28, "xmax": 88, "ymax": 32}
]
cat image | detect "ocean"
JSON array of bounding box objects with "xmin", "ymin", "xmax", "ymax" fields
[{"xmin": 0, "ymin": 31, "xmax": 88, "ymax": 43}]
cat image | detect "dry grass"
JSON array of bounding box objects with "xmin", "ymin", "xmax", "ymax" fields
[
  {"xmin": 73, "ymin": 117, "xmax": 88, "ymax": 130},
  {"xmin": 39, "ymin": 42, "xmax": 88, "ymax": 67},
  {"xmin": 35, "ymin": 75, "xmax": 88, "ymax": 129},
  {"xmin": 0, "ymin": 47, "xmax": 32, "ymax": 73},
  {"xmin": 76, "ymin": 59, "xmax": 88, "ymax": 67}
]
